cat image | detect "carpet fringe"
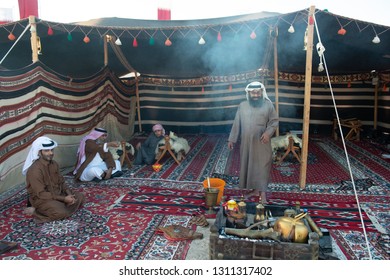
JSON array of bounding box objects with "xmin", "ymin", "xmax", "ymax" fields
[{"xmin": 361, "ymin": 205, "xmax": 388, "ymax": 234}]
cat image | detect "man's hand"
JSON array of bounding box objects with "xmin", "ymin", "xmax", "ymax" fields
[
  {"xmin": 107, "ymin": 141, "xmax": 120, "ymax": 148},
  {"xmin": 260, "ymin": 132, "xmax": 270, "ymax": 144},
  {"xmin": 64, "ymin": 195, "xmax": 76, "ymax": 205},
  {"xmin": 105, "ymin": 167, "xmax": 113, "ymax": 179},
  {"xmin": 228, "ymin": 141, "xmax": 234, "ymax": 150}
]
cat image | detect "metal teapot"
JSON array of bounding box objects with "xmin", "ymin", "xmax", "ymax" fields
[{"xmin": 273, "ymin": 212, "xmax": 309, "ymax": 243}]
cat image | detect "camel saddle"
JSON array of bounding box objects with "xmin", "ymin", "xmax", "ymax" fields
[{"xmin": 157, "ymin": 225, "xmax": 203, "ymax": 241}]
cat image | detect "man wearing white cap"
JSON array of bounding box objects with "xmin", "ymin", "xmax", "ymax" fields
[
  {"xmin": 228, "ymin": 81, "xmax": 279, "ymax": 204},
  {"xmin": 22, "ymin": 136, "xmax": 85, "ymax": 223},
  {"xmin": 73, "ymin": 128, "xmax": 123, "ymax": 182}
]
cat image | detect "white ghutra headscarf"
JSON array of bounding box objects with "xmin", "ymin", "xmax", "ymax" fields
[
  {"xmin": 73, "ymin": 128, "xmax": 107, "ymax": 175},
  {"xmin": 22, "ymin": 136, "xmax": 58, "ymax": 175},
  {"xmin": 245, "ymin": 81, "xmax": 271, "ymax": 101}
]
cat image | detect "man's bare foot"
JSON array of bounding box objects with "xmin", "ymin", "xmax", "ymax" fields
[
  {"xmin": 104, "ymin": 168, "xmax": 113, "ymax": 180},
  {"xmin": 23, "ymin": 207, "xmax": 35, "ymax": 216},
  {"xmin": 260, "ymin": 191, "xmax": 268, "ymax": 204},
  {"xmin": 244, "ymin": 189, "xmax": 260, "ymax": 200}
]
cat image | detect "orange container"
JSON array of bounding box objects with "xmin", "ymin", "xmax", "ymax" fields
[{"xmin": 203, "ymin": 178, "xmax": 226, "ymax": 204}]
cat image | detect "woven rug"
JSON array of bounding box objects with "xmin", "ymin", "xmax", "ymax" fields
[
  {"xmin": 125, "ymin": 134, "xmax": 228, "ymax": 182},
  {"xmin": 112, "ymin": 185, "xmax": 207, "ymax": 215},
  {"xmin": 0, "ymin": 178, "xmax": 198, "ymax": 260},
  {"xmin": 330, "ymin": 230, "xmax": 389, "ymax": 260},
  {"xmin": 1, "ymin": 135, "xmax": 389, "ymax": 260}
]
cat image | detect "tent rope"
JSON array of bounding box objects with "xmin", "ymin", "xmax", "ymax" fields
[
  {"xmin": 313, "ymin": 13, "xmax": 373, "ymax": 260},
  {"xmin": 108, "ymin": 39, "xmax": 136, "ymax": 73},
  {"xmin": 259, "ymin": 29, "xmax": 274, "ymax": 70},
  {"xmin": 0, "ymin": 23, "xmax": 31, "ymax": 65}
]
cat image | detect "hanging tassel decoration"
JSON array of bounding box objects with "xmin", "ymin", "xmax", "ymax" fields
[
  {"xmin": 8, "ymin": 33, "xmax": 16, "ymax": 41},
  {"xmin": 133, "ymin": 38, "xmax": 138, "ymax": 47},
  {"xmin": 217, "ymin": 31, "xmax": 222, "ymax": 42},
  {"xmin": 83, "ymin": 35, "xmax": 90, "ymax": 43},
  {"xmin": 372, "ymin": 35, "xmax": 380, "ymax": 44},
  {"xmin": 47, "ymin": 26, "xmax": 54, "ymax": 35},
  {"xmin": 165, "ymin": 38, "xmax": 172, "ymax": 46},
  {"xmin": 337, "ymin": 28, "xmax": 347, "ymax": 35}
]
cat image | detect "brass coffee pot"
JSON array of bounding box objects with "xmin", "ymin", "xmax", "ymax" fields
[{"xmin": 273, "ymin": 212, "xmax": 309, "ymax": 243}]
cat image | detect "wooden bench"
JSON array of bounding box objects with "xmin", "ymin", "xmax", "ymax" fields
[
  {"xmin": 120, "ymin": 141, "xmax": 133, "ymax": 168},
  {"xmin": 155, "ymin": 136, "xmax": 181, "ymax": 165},
  {"xmin": 278, "ymin": 136, "xmax": 301, "ymax": 164},
  {"xmin": 332, "ymin": 118, "xmax": 362, "ymax": 141}
]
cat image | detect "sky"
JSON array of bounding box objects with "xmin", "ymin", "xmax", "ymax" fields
[{"xmin": 1, "ymin": 0, "xmax": 389, "ymax": 26}]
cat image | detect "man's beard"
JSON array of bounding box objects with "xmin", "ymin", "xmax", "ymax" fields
[{"xmin": 249, "ymin": 97, "xmax": 264, "ymax": 107}]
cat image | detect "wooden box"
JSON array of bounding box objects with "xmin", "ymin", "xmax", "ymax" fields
[{"xmin": 209, "ymin": 204, "xmax": 319, "ymax": 260}]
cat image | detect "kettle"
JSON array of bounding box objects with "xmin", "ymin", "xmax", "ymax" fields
[{"xmin": 273, "ymin": 212, "xmax": 309, "ymax": 243}]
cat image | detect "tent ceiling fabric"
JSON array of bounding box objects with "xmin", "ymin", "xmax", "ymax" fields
[{"xmin": 0, "ymin": 8, "xmax": 389, "ymax": 78}]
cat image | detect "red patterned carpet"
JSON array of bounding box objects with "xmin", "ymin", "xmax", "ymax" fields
[
  {"xmin": 113, "ymin": 185, "xmax": 207, "ymax": 215},
  {"xmin": 0, "ymin": 179, "xmax": 197, "ymax": 260},
  {"xmin": 1, "ymin": 134, "xmax": 389, "ymax": 260}
]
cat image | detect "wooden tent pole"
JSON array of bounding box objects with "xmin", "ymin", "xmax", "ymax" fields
[
  {"xmin": 299, "ymin": 6, "xmax": 316, "ymax": 189},
  {"xmin": 29, "ymin": 16, "xmax": 38, "ymax": 62},
  {"xmin": 135, "ymin": 74, "xmax": 142, "ymax": 132},
  {"xmin": 273, "ymin": 26, "xmax": 280, "ymax": 137},
  {"xmin": 374, "ymin": 82, "xmax": 378, "ymax": 130},
  {"xmin": 104, "ymin": 35, "xmax": 109, "ymax": 66}
]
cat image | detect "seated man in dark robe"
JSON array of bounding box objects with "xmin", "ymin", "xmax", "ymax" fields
[
  {"xmin": 22, "ymin": 136, "xmax": 85, "ymax": 223},
  {"xmin": 133, "ymin": 124, "xmax": 165, "ymax": 165},
  {"xmin": 73, "ymin": 128, "xmax": 123, "ymax": 182}
]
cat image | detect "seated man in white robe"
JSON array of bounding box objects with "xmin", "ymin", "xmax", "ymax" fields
[{"xmin": 73, "ymin": 128, "xmax": 123, "ymax": 182}]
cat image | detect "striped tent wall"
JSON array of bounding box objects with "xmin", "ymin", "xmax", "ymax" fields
[
  {"xmin": 135, "ymin": 71, "xmax": 390, "ymax": 136},
  {"xmin": 0, "ymin": 62, "xmax": 136, "ymax": 194},
  {"xmin": 1, "ymin": 65, "xmax": 389, "ymax": 195}
]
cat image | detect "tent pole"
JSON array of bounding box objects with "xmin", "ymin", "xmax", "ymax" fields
[
  {"xmin": 273, "ymin": 27, "xmax": 279, "ymax": 137},
  {"xmin": 104, "ymin": 35, "xmax": 109, "ymax": 66},
  {"xmin": 29, "ymin": 16, "xmax": 38, "ymax": 63},
  {"xmin": 299, "ymin": 6, "xmax": 315, "ymax": 189},
  {"xmin": 374, "ymin": 83, "xmax": 378, "ymax": 130},
  {"xmin": 135, "ymin": 74, "xmax": 142, "ymax": 132}
]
